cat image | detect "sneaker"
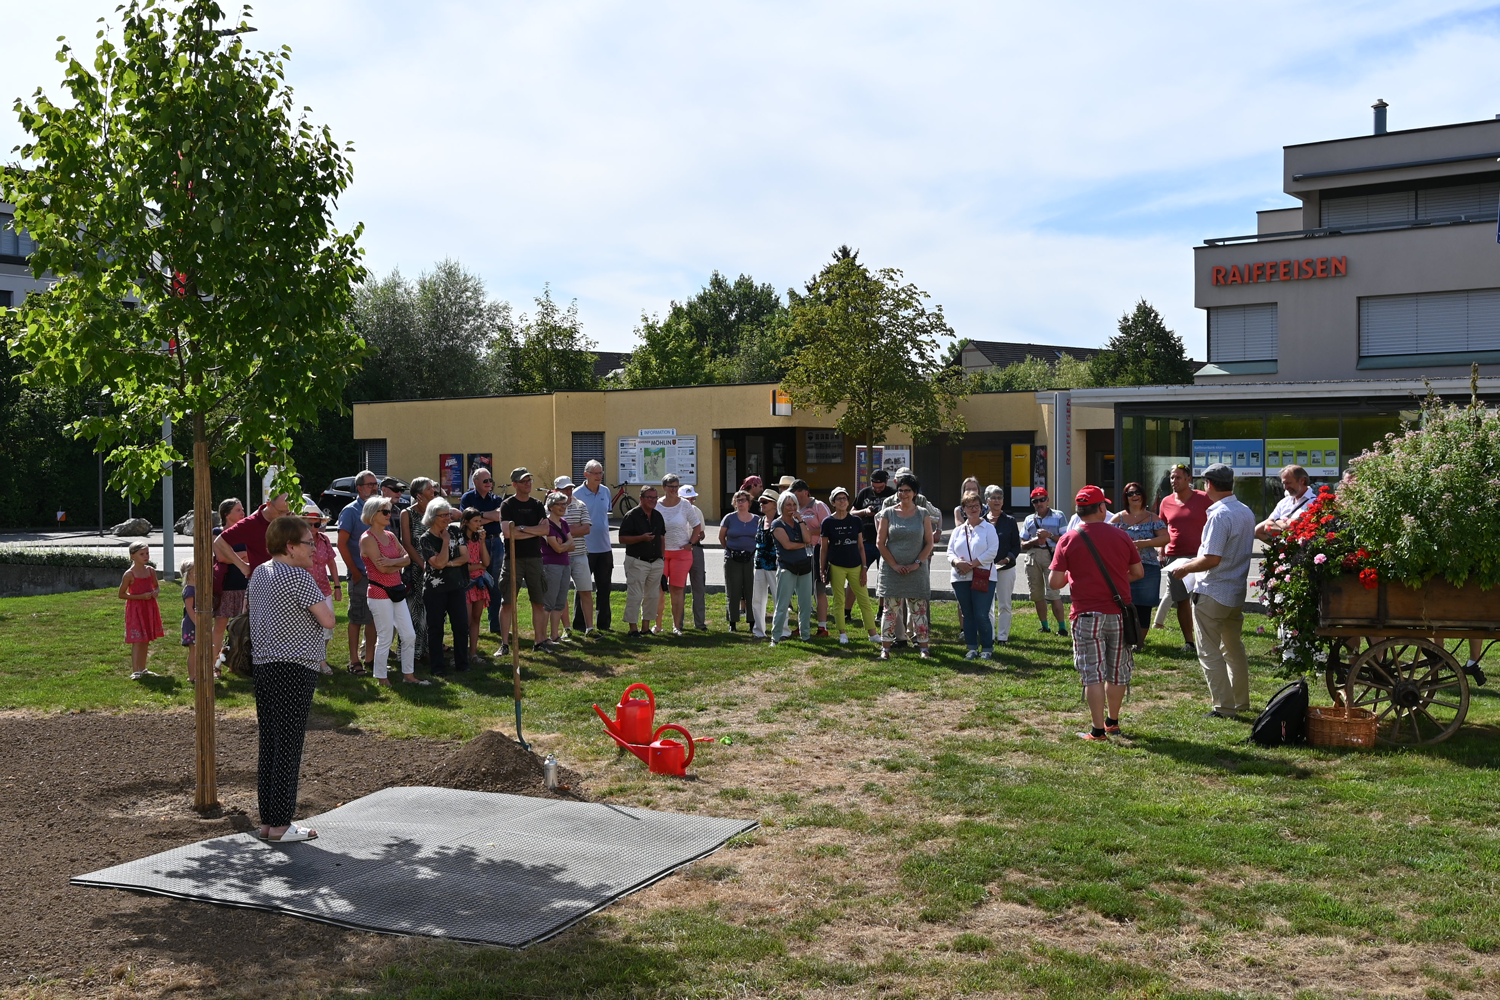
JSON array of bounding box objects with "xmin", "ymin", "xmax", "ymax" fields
[
  {"xmin": 1077, "ymin": 730, "xmax": 1110, "ymax": 742},
  {"xmin": 919, "ymin": 649, "xmax": 931, "ymax": 659},
  {"xmin": 838, "ymin": 632, "xmax": 849, "ymax": 645},
  {"xmin": 768, "ymin": 639, "xmax": 778, "ymax": 647},
  {"xmin": 672, "ymin": 627, "xmax": 683, "ymax": 636},
  {"xmin": 1465, "ymin": 660, "xmax": 1489, "ymax": 686},
  {"xmin": 878, "ymin": 649, "xmax": 890, "ymax": 661},
  {"xmin": 1183, "ymin": 642, "xmax": 1196, "ymax": 654},
  {"xmin": 728, "ymin": 622, "xmax": 738, "ymax": 633},
  {"xmin": 816, "ymin": 627, "xmax": 830, "ymax": 638},
  {"xmin": 584, "ymin": 628, "xmax": 597, "ymax": 637},
  {"xmin": 844, "ymin": 612, "xmax": 856, "ymax": 625},
  {"xmin": 1057, "ymin": 626, "xmax": 1069, "ymax": 638},
  {"xmin": 964, "ymin": 649, "xmax": 978, "ymax": 660},
  {"xmin": 1039, "ymin": 623, "xmax": 1051, "ymax": 634},
  {"xmin": 1105, "ymin": 723, "xmax": 1122, "ymax": 736},
  {"xmin": 979, "ymin": 650, "xmax": 993, "ymax": 660},
  {"xmin": 499, "ymin": 642, "xmax": 510, "ymax": 656}
]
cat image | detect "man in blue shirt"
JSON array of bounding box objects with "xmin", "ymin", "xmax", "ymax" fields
[
  {"xmin": 1019, "ymin": 487, "xmax": 1069, "ymax": 637},
  {"xmin": 572, "ymin": 460, "xmax": 615, "ymax": 631},
  {"xmin": 460, "ymin": 467, "xmax": 506, "ymax": 633},
  {"xmin": 336, "ymin": 470, "xmax": 379, "ymax": 672},
  {"xmin": 1170, "ymin": 463, "xmax": 1256, "ymax": 718}
]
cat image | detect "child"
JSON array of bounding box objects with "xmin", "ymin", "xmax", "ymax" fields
[
  {"xmin": 540, "ymin": 492, "xmax": 574, "ymax": 650},
  {"xmin": 119, "ymin": 539, "xmax": 164, "ymax": 680},
  {"xmin": 462, "ymin": 508, "xmax": 491, "ymax": 661},
  {"xmin": 180, "ymin": 560, "xmax": 198, "ymax": 682}
]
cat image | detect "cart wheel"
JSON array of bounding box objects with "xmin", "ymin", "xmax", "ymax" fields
[
  {"xmin": 1345, "ymin": 637, "xmax": 1469, "ymax": 746},
  {"xmin": 1324, "ymin": 638, "xmax": 1355, "ymax": 705}
]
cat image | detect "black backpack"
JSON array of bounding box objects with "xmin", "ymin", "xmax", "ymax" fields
[{"xmin": 1250, "ymin": 679, "xmax": 1308, "ymax": 746}]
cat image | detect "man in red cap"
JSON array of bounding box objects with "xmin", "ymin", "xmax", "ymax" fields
[
  {"xmin": 1049, "ymin": 485, "xmax": 1143, "ymax": 741},
  {"xmin": 1019, "ymin": 486, "xmax": 1069, "ymax": 637}
]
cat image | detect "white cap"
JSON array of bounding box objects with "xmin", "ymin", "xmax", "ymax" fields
[{"xmin": 553, "ymin": 475, "xmax": 576, "ymax": 489}]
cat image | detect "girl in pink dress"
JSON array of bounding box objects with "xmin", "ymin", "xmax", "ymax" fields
[
  {"xmin": 462, "ymin": 509, "xmax": 491, "ymax": 660},
  {"xmin": 118, "ymin": 540, "xmax": 164, "ymax": 679}
]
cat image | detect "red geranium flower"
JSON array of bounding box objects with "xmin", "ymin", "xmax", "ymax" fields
[{"xmin": 1359, "ymin": 567, "xmax": 1379, "ymax": 589}]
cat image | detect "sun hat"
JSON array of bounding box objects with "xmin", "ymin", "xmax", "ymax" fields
[
  {"xmin": 300, "ymin": 498, "xmax": 325, "ymax": 521},
  {"xmin": 828, "ymin": 486, "xmax": 850, "ymax": 503},
  {"xmin": 776, "ymin": 475, "xmax": 796, "ymax": 489},
  {"xmin": 1075, "ymin": 485, "xmax": 1110, "ymax": 506},
  {"xmin": 759, "ymin": 489, "xmax": 781, "ymax": 505},
  {"xmin": 679, "ymin": 484, "xmax": 698, "ymax": 498}
]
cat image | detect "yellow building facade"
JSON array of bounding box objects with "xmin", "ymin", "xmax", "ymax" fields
[{"xmin": 353, "ymin": 383, "xmax": 1114, "ymax": 522}]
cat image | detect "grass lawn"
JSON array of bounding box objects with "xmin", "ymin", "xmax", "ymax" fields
[{"xmin": 5, "ymin": 586, "xmax": 1500, "ymax": 999}]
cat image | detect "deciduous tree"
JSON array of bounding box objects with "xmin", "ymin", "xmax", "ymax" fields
[
  {"xmin": 5, "ymin": 0, "xmax": 366, "ymax": 809},
  {"xmin": 505, "ymin": 285, "xmax": 598, "ymax": 394}
]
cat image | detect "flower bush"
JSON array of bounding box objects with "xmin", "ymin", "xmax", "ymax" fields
[{"xmin": 1262, "ymin": 394, "xmax": 1500, "ymax": 672}]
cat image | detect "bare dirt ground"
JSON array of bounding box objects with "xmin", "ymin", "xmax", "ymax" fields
[{"xmin": 3, "ymin": 665, "xmax": 1495, "ymax": 999}]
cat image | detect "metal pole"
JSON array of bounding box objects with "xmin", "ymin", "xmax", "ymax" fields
[
  {"xmin": 245, "ymin": 450, "xmax": 252, "ymax": 506},
  {"xmin": 98, "ymin": 452, "xmax": 104, "ymax": 536},
  {"xmin": 162, "ymin": 414, "xmax": 174, "ymax": 580}
]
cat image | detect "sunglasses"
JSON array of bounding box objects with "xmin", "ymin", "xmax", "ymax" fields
[
  {"xmin": 1031, "ymin": 499, "xmax": 1047, "ymax": 505},
  {"xmin": 477, "ymin": 478, "xmax": 492, "ymax": 484},
  {"xmin": 1125, "ymin": 491, "xmax": 1143, "ymax": 498}
]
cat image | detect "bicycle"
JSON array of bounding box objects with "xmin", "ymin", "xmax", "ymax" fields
[{"xmin": 610, "ymin": 483, "xmax": 639, "ymax": 517}]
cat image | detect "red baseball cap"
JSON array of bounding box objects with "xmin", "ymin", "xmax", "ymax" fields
[
  {"xmin": 1029, "ymin": 487, "xmax": 1049, "ymax": 500},
  {"xmin": 1075, "ymin": 485, "xmax": 1110, "ymax": 506}
]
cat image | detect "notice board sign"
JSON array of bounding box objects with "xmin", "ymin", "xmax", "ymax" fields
[
  {"xmin": 854, "ymin": 446, "xmax": 911, "ymax": 491},
  {"xmin": 1010, "ymin": 444, "xmax": 1031, "ymax": 507},
  {"xmin": 1265, "ymin": 438, "xmax": 1339, "ymax": 476},
  {"xmin": 1192, "ymin": 439, "xmax": 1264, "ymax": 478},
  {"xmin": 771, "ymin": 389, "xmax": 792, "ymax": 416},
  {"xmin": 618, "ymin": 434, "xmax": 697, "ymax": 485},
  {"xmin": 439, "ymin": 454, "xmax": 465, "ymax": 495},
  {"xmin": 804, "ymin": 429, "xmax": 844, "ymax": 465}
]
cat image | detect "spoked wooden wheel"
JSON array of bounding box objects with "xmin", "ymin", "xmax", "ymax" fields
[
  {"xmin": 1324, "ymin": 638, "xmax": 1358, "ymax": 704},
  {"xmin": 1345, "ymin": 637, "xmax": 1469, "ymax": 746}
]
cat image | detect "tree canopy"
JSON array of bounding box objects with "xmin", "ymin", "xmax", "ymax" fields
[
  {"xmin": 502, "ymin": 285, "xmax": 599, "ymax": 394},
  {"xmin": 779, "ymin": 248, "xmax": 966, "ymax": 452},
  {"xmin": 621, "ymin": 270, "xmax": 790, "ymax": 387},
  {"xmin": 1090, "ymin": 299, "xmax": 1195, "ymax": 386}
]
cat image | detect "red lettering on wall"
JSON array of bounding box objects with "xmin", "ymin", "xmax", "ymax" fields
[
  {"xmin": 1331, "ymin": 256, "xmax": 1346, "ymax": 277},
  {"xmin": 1213, "ymin": 256, "xmax": 1347, "ymax": 289},
  {"xmin": 1279, "ymin": 260, "xmax": 1291, "ymax": 281},
  {"xmin": 1316, "ymin": 257, "xmax": 1329, "ymax": 277},
  {"xmin": 1227, "ymin": 265, "xmax": 1242, "ymax": 284},
  {"xmin": 1302, "ymin": 258, "xmax": 1315, "ymax": 277},
  {"xmin": 1212, "ymin": 266, "xmax": 1226, "ymax": 285},
  {"xmin": 1250, "ymin": 262, "xmax": 1263, "ymax": 282}
]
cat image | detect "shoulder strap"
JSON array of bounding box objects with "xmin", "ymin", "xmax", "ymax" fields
[{"xmin": 1076, "ymin": 526, "xmax": 1130, "ymax": 613}]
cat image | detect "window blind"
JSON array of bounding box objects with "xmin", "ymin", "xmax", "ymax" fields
[
  {"xmin": 1208, "ymin": 303, "xmax": 1278, "ymax": 363},
  {"xmin": 1360, "ymin": 288, "xmax": 1500, "ymax": 357},
  {"xmin": 572, "ymin": 431, "xmax": 604, "ymax": 484}
]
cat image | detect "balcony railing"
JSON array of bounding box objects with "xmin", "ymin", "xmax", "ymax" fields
[{"xmin": 1203, "ymin": 211, "xmax": 1498, "ymax": 246}]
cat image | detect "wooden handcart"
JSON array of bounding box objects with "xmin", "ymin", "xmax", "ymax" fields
[{"xmin": 1317, "ymin": 575, "xmax": 1497, "ymax": 746}]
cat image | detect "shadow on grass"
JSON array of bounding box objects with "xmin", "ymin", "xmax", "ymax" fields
[{"xmin": 1132, "ymin": 734, "xmax": 1314, "ymax": 778}]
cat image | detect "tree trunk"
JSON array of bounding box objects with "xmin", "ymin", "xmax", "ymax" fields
[{"xmin": 192, "ymin": 411, "xmax": 219, "ymax": 812}]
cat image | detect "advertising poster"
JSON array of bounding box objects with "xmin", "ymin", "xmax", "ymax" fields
[
  {"xmin": 439, "ymin": 454, "xmax": 465, "ymax": 495},
  {"xmin": 804, "ymin": 429, "xmax": 844, "ymax": 465},
  {"xmin": 1032, "ymin": 446, "xmax": 1048, "ymax": 492},
  {"xmin": 1265, "ymin": 438, "xmax": 1340, "ymax": 476},
  {"xmin": 879, "ymin": 447, "xmax": 910, "ymax": 477},
  {"xmin": 617, "ymin": 434, "xmax": 697, "ymax": 485},
  {"xmin": 855, "ymin": 446, "xmax": 882, "ymax": 492},
  {"xmin": 855, "ymin": 446, "xmax": 910, "ymax": 491},
  {"xmin": 1010, "ymin": 444, "xmax": 1031, "ymax": 507},
  {"xmin": 466, "ymin": 453, "xmax": 493, "ymax": 484},
  {"xmin": 1192, "ymin": 439, "xmax": 1264, "ymax": 478}
]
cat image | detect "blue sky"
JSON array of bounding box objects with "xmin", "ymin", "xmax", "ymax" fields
[{"xmin": 7, "ymin": 2, "xmax": 1500, "ymax": 358}]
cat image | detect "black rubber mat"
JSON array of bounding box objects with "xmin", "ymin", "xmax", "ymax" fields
[{"xmin": 71, "ymin": 786, "xmax": 757, "ymax": 947}]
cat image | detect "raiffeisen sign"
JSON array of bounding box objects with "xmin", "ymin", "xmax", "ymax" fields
[{"xmin": 1211, "ymin": 256, "xmax": 1347, "ymax": 285}]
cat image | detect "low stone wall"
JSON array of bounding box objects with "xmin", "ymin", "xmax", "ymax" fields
[{"xmin": 0, "ymin": 563, "xmax": 127, "ymax": 598}]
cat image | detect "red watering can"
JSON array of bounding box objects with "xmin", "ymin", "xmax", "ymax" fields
[
  {"xmin": 593, "ymin": 683, "xmax": 656, "ymax": 746},
  {"xmin": 648, "ymin": 723, "xmax": 697, "ymax": 777}
]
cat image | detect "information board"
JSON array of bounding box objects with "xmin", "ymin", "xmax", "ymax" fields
[
  {"xmin": 854, "ymin": 446, "xmax": 911, "ymax": 491},
  {"xmin": 1192, "ymin": 439, "xmax": 1264, "ymax": 478},
  {"xmin": 439, "ymin": 454, "xmax": 465, "ymax": 494},
  {"xmin": 1265, "ymin": 438, "xmax": 1340, "ymax": 477},
  {"xmin": 804, "ymin": 429, "xmax": 844, "ymax": 464},
  {"xmin": 618, "ymin": 434, "xmax": 697, "ymax": 485},
  {"xmin": 1010, "ymin": 443, "xmax": 1032, "ymax": 507}
]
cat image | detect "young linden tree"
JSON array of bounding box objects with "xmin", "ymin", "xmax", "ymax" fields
[{"xmin": 5, "ymin": 0, "xmax": 367, "ymax": 808}]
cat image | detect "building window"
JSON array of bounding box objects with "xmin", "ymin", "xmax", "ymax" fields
[
  {"xmin": 572, "ymin": 431, "xmax": 604, "ymax": 484},
  {"xmin": 1321, "ymin": 181, "xmax": 1499, "ymax": 229},
  {"xmin": 356, "ymin": 439, "xmax": 388, "ymax": 477},
  {"xmin": 1360, "ymin": 288, "xmax": 1500, "ymax": 358},
  {"xmin": 0, "ymin": 214, "xmax": 36, "ymax": 259},
  {"xmin": 1208, "ymin": 303, "xmax": 1277, "ymax": 362},
  {"xmin": 0, "ymin": 290, "xmax": 12, "ymax": 309}
]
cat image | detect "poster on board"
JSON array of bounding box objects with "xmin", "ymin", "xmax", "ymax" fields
[
  {"xmin": 618, "ymin": 434, "xmax": 697, "ymax": 485},
  {"xmin": 855, "ymin": 446, "xmax": 911, "ymax": 491},
  {"xmin": 1032, "ymin": 446, "xmax": 1048, "ymax": 493},
  {"xmin": 1264, "ymin": 438, "xmax": 1340, "ymax": 477},
  {"xmin": 439, "ymin": 454, "xmax": 465, "ymax": 495},
  {"xmin": 1192, "ymin": 438, "xmax": 1264, "ymax": 478},
  {"xmin": 804, "ymin": 429, "xmax": 844, "ymax": 465},
  {"xmin": 466, "ymin": 453, "xmax": 493, "ymax": 485},
  {"xmin": 1010, "ymin": 443, "xmax": 1031, "ymax": 507}
]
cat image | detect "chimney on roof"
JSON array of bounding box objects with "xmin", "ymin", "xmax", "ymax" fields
[{"xmin": 1372, "ymin": 99, "xmax": 1388, "ymax": 135}]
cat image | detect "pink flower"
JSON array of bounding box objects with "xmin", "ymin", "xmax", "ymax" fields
[{"xmin": 1313, "ymin": 554, "xmax": 1327, "ymax": 565}]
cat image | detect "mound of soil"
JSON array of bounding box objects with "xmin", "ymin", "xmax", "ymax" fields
[{"xmin": 427, "ymin": 729, "xmax": 586, "ymax": 798}]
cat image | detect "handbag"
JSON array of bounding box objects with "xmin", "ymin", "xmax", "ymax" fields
[
  {"xmin": 1076, "ymin": 527, "xmax": 1142, "ymax": 650},
  {"xmin": 964, "ymin": 526, "xmax": 991, "ymax": 593}
]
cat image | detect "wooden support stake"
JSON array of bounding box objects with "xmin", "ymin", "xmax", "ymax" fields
[
  {"xmin": 509, "ymin": 528, "xmax": 527, "ymax": 749},
  {"xmin": 192, "ymin": 417, "xmax": 219, "ymax": 811}
]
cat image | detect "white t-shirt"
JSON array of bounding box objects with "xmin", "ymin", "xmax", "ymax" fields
[
  {"xmin": 657, "ymin": 498, "xmax": 704, "ymax": 551},
  {"xmin": 1270, "ymin": 489, "xmax": 1314, "ymax": 525}
]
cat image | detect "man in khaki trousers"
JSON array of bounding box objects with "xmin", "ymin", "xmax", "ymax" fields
[{"xmin": 1168, "ymin": 463, "xmax": 1256, "ymax": 717}]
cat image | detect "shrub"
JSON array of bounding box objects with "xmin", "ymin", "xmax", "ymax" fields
[{"xmin": 0, "ymin": 546, "xmax": 133, "ymax": 570}]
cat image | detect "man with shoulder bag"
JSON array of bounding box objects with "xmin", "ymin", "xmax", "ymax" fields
[{"xmin": 1049, "ymin": 486, "xmax": 1143, "ymax": 742}]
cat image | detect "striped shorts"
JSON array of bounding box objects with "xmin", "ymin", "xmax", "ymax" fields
[{"xmin": 1070, "ymin": 612, "xmax": 1133, "ymax": 687}]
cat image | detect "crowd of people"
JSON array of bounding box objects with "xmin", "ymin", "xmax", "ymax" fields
[{"xmin": 113, "ymin": 456, "xmax": 1368, "ymax": 837}]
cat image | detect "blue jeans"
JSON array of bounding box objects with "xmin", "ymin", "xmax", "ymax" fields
[
  {"xmin": 486, "ymin": 535, "xmax": 506, "ymax": 631},
  {"xmin": 953, "ymin": 580, "xmax": 996, "ymax": 652},
  {"xmin": 773, "ymin": 566, "xmax": 813, "ymax": 639}
]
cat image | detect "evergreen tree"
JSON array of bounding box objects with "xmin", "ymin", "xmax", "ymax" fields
[{"xmin": 1090, "ymin": 300, "xmax": 1195, "ymax": 386}]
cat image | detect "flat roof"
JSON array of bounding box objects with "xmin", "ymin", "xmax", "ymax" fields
[
  {"xmin": 1062, "ymin": 376, "xmax": 1500, "ymax": 405},
  {"xmin": 1284, "ymin": 117, "xmax": 1500, "ymax": 150}
]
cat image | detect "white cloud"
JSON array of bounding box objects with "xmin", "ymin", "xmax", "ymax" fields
[{"xmin": 5, "ymin": 1, "xmax": 1500, "ymax": 358}]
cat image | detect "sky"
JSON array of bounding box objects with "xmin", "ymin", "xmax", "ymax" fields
[{"xmin": 6, "ymin": 2, "xmax": 1500, "ymax": 358}]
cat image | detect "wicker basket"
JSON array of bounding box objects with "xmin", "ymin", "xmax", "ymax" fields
[{"xmin": 1306, "ymin": 705, "xmax": 1379, "ymax": 749}]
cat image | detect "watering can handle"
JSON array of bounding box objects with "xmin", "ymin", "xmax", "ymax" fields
[
  {"xmin": 622, "ymin": 682, "xmax": 655, "ymax": 713},
  {"xmin": 652, "ymin": 723, "xmax": 695, "ymax": 769}
]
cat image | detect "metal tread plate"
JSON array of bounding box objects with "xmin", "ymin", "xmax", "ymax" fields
[{"xmin": 72, "ymin": 786, "xmax": 756, "ymax": 948}]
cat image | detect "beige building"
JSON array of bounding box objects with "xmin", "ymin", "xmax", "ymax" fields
[{"xmin": 353, "ymin": 383, "xmax": 1115, "ymax": 523}]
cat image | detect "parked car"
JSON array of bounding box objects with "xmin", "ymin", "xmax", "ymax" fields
[{"xmin": 319, "ymin": 476, "xmax": 412, "ymax": 519}]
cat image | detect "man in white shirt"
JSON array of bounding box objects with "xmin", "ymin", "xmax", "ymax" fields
[
  {"xmin": 1170, "ymin": 463, "xmax": 1256, "ymax": 718},
  {"xmin": 792, "ymin": 479, "xmax": 832, "ymax": 636},
  {"xmin": 655, "ymin": 474, "xmax": 704, "ymax": 636},
  {"xmin": 1255, "ymin": 465, "xmax": 1314, "ymax": 543}
]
